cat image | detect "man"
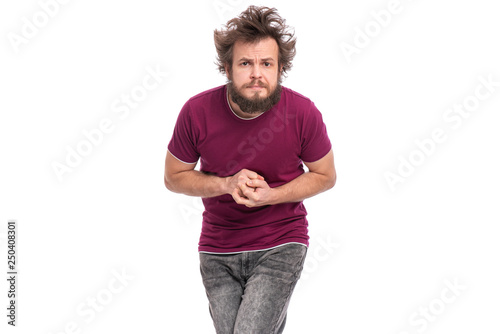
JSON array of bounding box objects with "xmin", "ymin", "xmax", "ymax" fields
[{"xmin": 164, "ymin": 5, "xmax": 336, "ymax": 333}]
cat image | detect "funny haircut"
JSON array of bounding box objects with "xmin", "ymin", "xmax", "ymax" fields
[{"xmin": 214, "ymin": 6, "xmax": 297, "ymax": 76}]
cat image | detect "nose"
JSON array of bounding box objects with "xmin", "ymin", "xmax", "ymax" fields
[{"xmin": 250, "ymin": 65, "xmax": 262, "ymax": 80}]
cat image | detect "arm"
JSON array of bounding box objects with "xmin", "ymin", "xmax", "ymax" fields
[
  {"xmin": 233, "ymin": 149, "xmax": 336, "ymax": 207},
  {"xmin": 164, "ymin": 150, "xmax": 264, "ymax": 198}
]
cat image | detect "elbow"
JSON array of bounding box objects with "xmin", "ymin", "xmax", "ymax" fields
[
  {"xmin": 326, "ymin": 172, "xmax": 336, "ymax": 190},
  {"xmin": 164, "ymin": 174, "xmax": 176, "ymax": 192}
]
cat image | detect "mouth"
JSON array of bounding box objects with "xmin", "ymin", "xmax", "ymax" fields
[{"xmin": 247, "ymin": 84, "xmax": 267, "ymax": 90}]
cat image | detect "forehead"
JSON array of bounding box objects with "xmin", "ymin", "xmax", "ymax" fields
[{"xmin": 233, "ymin": 37, "xmax": 279, "ymax": 59}]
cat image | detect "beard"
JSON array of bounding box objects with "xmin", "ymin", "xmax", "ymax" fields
[{"xmin": 227, "ymin": 76, "xmax": 282, "ymax": 114}]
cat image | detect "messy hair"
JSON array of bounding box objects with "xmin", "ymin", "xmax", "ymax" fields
[{"xmin": 214, "ymin": 6, "xmax": 296, "ymax": 77}]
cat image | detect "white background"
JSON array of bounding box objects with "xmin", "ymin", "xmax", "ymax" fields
[{"xmin": 1, "ymin": 0, "xmax": 499, "ymax": 333}]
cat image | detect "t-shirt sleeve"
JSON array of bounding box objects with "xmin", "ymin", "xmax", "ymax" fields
[
  {"xmin": 167, "ymin": 101, "xmax": 200, "ymax": 164},
  {"xmin": 299, "ymin": 102, "xmax": 332, "ymax": 163}
]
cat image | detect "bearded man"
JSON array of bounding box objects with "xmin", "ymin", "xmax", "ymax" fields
[{"xmin": 164, "ymin": 5, "xmax": 336, "ymax": 333}]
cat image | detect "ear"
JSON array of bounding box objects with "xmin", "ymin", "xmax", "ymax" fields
[{"xmin": 224, "ymin": 63, "xmax": 231, "ymax": 79}]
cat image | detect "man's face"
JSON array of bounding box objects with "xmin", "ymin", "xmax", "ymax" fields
[{"xmin": 226, "ymin": 37, "xmax": 282, "ymax": 114}]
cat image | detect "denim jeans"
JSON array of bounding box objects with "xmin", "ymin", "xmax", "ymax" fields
[{"xmin": 199, "ymin": 243, "xmax": 308, "ymax": 334}]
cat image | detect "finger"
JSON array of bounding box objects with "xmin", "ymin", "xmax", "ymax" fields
[
  {"xmin": 233, "ymin": 185, "xmax": 247, "ymax": 199},
  {"xmin": 246, "ymin": 179, "xmax": 266, "ymax": 189},
  {"xmin": 232, "ymin": 187, "xmax": 243, "ymax": 202},
  {"xmin": 245, "ymin": 170, "xmax": 264, "ymax": 180},
  {"xmin": 238, "ymin": 183, "xmax": 251, "ymax": 197},
  {"xmin": 250, "ymin": 172, "xmax": 264, "ymax": 180},
  {"xmin": 232, "ymin": 187, "xmax": 250, "ymax": 205},
  {"xmin": 239, "ymin": 184, "xmax": 258, "ymax": 201},
  {"xmin": 238, "ymin": 187, "xmax": 248, "ymax": 199}
]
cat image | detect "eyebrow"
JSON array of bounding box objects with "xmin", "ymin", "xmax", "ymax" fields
[{"xmin": 238, "ymin": 57, "xmax": 276, "ymax": 62}]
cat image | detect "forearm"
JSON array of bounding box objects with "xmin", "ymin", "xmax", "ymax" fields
[
  {"xmin": 270, "ymin": 171, "xmax": 336, "ymax": 205},
  {"xmin": 165, "ymin": 170, "xmax": 227, "ymax": 198}
]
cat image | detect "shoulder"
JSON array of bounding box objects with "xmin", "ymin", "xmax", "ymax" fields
[
  {"xmin": 281, "ymin": 86, "xmax": 318, "ymax": 116},
  {"xmin": 281, "ymin": 86, "xmax": 316, "ymax": 110},
  {"xmin": 187, "ymin": 85, "xmax": 226, "ymax": 105},
  {"xmin": 178, "ymin": 85, "xmax": 225, "ymax": 118},
  {"xmin": 281, "ymin": 86, "xmax": 313, "ymax": 104}
]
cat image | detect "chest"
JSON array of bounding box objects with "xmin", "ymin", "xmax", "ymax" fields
[{"xmin": 196, "ymin": 112, "xmax": 302, "ymax": 180}]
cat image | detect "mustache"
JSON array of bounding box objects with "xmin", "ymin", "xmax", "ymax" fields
[{"xmin": 245, "ymin": 80, "xmax": 269, "ymax": 89}]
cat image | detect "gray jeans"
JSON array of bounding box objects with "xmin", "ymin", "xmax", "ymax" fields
[{"xmin": 199, "ymin": 243, "xmax": 308, "ymax": 334}]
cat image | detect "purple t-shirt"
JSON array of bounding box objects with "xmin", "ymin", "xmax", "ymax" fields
[{"xmin": 168, "ymin": 85, "xmax": 331, "ymax": 253}]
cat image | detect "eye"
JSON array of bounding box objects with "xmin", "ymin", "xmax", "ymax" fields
[
  {"xmin": 264, "ymin": 62, "xmax": 271, "ymax": 67},
  {"xmin": 241, "ymin": 62, "xmax": 249, "ymax": 66}
]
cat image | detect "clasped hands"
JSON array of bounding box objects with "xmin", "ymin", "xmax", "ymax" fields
[{"xmin": 225, "ymin": 169, "xmax": 276, "ymax": 208}]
